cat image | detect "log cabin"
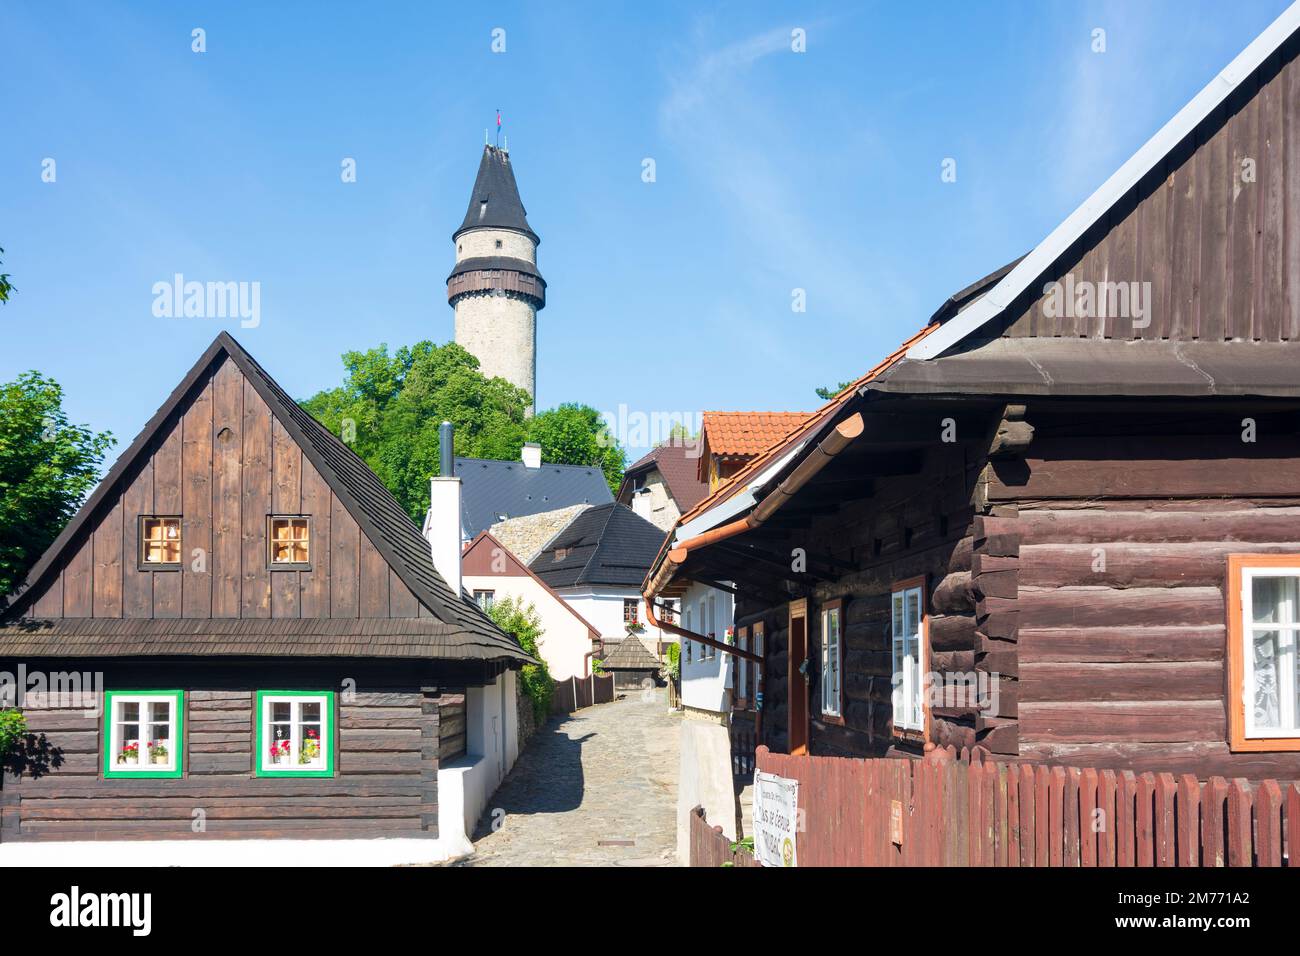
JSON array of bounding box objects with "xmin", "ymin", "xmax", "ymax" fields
[
  {"xmin": 645, "ymin": 4, "xmax": 1300, "ymax": 782},
  {"xmin": 0, "ymin": 332, "xmax": 533, "ymax": 846}
]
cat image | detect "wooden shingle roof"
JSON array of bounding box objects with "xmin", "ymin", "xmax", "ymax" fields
[{"xmin": 599, "ymin": 636, "xmax": 661, "ymax": 671}]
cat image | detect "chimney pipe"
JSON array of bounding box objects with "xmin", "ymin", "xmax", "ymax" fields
[
  {"xmin": 427, "ymin": 421, "xmax": 463, "ymax": 597},
  {"xmin": 439, "ymin": 421, "xmax": 455, "ymax": 477},
  {"xmin": 521, "ymin": 442, "xmax": 542, "ymax": 469}
]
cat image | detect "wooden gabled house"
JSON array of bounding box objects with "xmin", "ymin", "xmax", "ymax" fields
[
  {"xmin": 646, "ymin": 3, "xmax": 1300, "ymax": 782},
  {"xmin": 0, "ymin": 332, "xmax": 532, "ymax": 845}
]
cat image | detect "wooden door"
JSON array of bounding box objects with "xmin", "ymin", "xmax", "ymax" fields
[{"xmin": 788, "ymin": 599, "xmax": 809, "ymax": 755}]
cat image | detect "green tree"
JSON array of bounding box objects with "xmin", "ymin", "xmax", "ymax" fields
[
  {"xmin": 815, "ymin": 380, "xmax": 855, "ymax": 401},
  {"xmin": 0, "ymin": 246, "xmax": 13, "ymax": 304},
  {"xmin": 300, "ymin": 341, "xmax": 625, "ymax": 519},
  {"xmin": 301, "ymin": 341, "xmax": 530, "ymax": 519},
  {"xmin": 0, "ymin": 709, "xmax": 26, "ymax": 759},
  {"xmin": 0, "ymin": 373, "xmax": 115, "ymax": 602},
  {"xmin": 527, "ymin": 402, "xmax": 625, "ymax": 495},
  {"xmin": 487, "ymin": 596, "xmax": 554, "ymax": 724}
]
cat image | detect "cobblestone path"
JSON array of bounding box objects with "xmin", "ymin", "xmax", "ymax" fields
[{"xmin": 454, "ymin": 689, "xmax": 681, "ymax": 866}]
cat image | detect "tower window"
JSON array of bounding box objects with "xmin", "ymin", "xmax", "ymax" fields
[{"xmin": 495, "ymin": 239, "xmax": 503, "ymax": 249}]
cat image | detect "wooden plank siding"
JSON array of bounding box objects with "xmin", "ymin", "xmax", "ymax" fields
[
  {"xmin": 997, "ymin": 34, "xmax": 1300, "ymax": 343},
  {"xmin": 17, "ymin": 354, "xmax": 425, "ymax": 622}
]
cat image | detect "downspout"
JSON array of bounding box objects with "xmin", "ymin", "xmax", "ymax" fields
[
  {"xmin": 645, "ymin": 598, "xmax": 766, "ymax": 748},
  {"xmin": 644, "ymin": 598, "xmax": 762, "ymax": 664}
]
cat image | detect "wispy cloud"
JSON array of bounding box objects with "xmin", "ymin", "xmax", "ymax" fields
[{"xmin": 656, "ymin": 19, "xmax": 912, "ymax": 336}]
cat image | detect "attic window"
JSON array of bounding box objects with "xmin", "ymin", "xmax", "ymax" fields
[
  {"xmin": 479, "ymin": 199, "xmax": 488, "ymax": 220},
  {"xmin": 269, "ymin": 517, "xmax": 311, "ymax": 567},
  {"xmin": 554, "ymin": 548, "xmax": 569, "ymax": 561},
  {"xmin": 140, "ymin": 517, "xmax": 181, "ymax": 567}
]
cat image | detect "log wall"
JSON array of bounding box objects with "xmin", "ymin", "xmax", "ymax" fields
[
  {"xmin": 0, "ymin": 662, "xmax": 450, "ymax": 842},
  {"xmin": 735, "ymin": 442, "xmax": 983, "ymax": 759},
  {"xmin": 993, "ymin": 409, "xmax": 1300, "ymax": 780}
]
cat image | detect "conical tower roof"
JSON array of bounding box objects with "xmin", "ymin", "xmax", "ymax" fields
[{"xmin": 454, "ymin": 145, "xmax": 538, "ymax": 243}]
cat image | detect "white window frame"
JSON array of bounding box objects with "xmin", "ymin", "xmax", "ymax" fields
[
  {"xmin": 820, "ymin": 601, "xmax": 842, "ymax": 718},
  {"xmin": 105, "ymin": 692, "xmax": 182, "ymax": 776},
  {"xmin": 684, "ymin": 606, "xmax": 693, "ymax": 662},
  {"xmin": 891, "ymin": 583, "xmax": 927, "ymax": 734},
  {"xmin": 257, "ymin": 692, "xmax": 333, "ymax": 776},
  {"xmin": 1239, "ymin": 564, "xmax": 1300, "ymax": 740}
]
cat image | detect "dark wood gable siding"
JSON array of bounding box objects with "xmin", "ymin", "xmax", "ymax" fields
[
  {"xmin": 22, "ymin": 354, "xmax": 422, "ymax": 621},
  {"xmin": 999, "ymin": 36, "xmax": 1300, "ymax": 342}
]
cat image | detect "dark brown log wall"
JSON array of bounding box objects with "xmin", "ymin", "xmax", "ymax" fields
[
  {"xmin": 25, "ymin": 355, "xmax": 422, "ymax": 622},
  {"xmin": 1, "ymin": 662, "xmax": 445, "ymax": 841},
  {"xmin": 997, "ymin": 410, "xmax": 1300, "ymax": 781},
  {"xmin": 735, "ymin": 443, "xmax": 982, "ymax": 759}
]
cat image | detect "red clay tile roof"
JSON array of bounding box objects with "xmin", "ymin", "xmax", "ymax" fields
[
  {"xmin": 618, "ymin": 442, "xmax": 709, "ymax": 512},
  {"xmin": 700, "ymin": 411, "xmax": 811, "ymax": 459}
]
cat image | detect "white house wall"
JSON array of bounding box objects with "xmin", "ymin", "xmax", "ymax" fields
[
  {"xmin": 679, "ymin": 579, "xmax": 734, "ymax": 714},
  {"xmin": 559, "ymin": 585, "xmax": 670, "ymax": 651},
  {"xmin": 463, "ymin": 572, "xmax": 595, "ymax": 680}
]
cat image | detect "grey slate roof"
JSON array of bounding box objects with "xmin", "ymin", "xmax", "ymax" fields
[
  {"xmin": 0, "ymin": 332, "xmax": 532, "ymax": 665},
  {"xmin": 529, "ymin": 502, "xmax": 666, "ymax": 589},
  {"xmin": 455, "ymin": 145, "xmax": 538, "ymax": 243},
  {"xmin": 457, "ymin": 456, "xmax": 612, "ymax": 538}
]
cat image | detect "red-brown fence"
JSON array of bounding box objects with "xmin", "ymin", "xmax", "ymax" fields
[
  {"xmin": 689, "ymin": 806, "xmax": 760, "ymax": 867},
  {"xmin": 743, "ymin": 745, "xmax": 1300, "ymax": 867},
  {"xmin": 550, "ymin": 673, "xmax": 615, "ymax": 714},
  {"xmin": 731, "ymin": 726, "xmax": 757, "ymax": 776}
]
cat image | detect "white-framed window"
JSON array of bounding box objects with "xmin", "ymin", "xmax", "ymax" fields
[
  {"xmin": 684, "ymin": 606, "xmax": 693, "ymax": 662},
  {"xmin": 821, "ymin": 600, "xmax": 843, "ymax": 717},
  {"xmin": 474, "ymin": 589, "xmax": 495, "ymax": 611},
  {"xmin": 737, "ymin": 626, "xmax": 749, "ymax": 706},
  {"xmin": 1230, "ymin": 557, "xmax": 1300, "ymax": 749},
  {"xmin": 257, "ymin": 691, "xmax": 334, "ymax": 776},
  {"xmin": 891, "ymin": 582, "xmax": 926, "ymax": 734},
  {"xmin": 623, "ymin": 598, "xmax": 640, "ymax": 625},
  {"xmin": 104, "ymin": 690, "xmax": 183, "ymax": 778},
  {"xmin": 710, "ymin": 593, "xmax": 718, "ymax": 659}
]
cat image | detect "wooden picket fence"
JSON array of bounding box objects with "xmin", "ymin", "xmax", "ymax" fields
[
  {"xmin": 689, "ymin": 806, "xmax": 759, "ymax": 867},
  {"xmin": 747, "ymin": 745, "xmax": 1300, "ymax": 867},
  {"xmin": 550, "ymin": 673, "xmax": 615, "ymax": 714}
]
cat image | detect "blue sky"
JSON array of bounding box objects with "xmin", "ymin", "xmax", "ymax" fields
[{"xmin": 1, "ymin": 0, "xmax": 1292, "ymax": 466}]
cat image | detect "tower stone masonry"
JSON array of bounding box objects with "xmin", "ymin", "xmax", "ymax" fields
[{"xmin": 447, "ymin": 145, "xmax": 545, "ymax": 415}]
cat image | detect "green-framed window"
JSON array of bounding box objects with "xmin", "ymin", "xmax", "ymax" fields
[
  {"xmin": 256, "ymin": 690, "xmax": 335, "ymax": 777},
  {"xmin": 103, "ymin": 690, "xmax": 185, "ymax": 779}
]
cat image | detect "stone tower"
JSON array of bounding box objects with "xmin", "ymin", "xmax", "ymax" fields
[{"xmin": 447, "ymin": 145, "xmax": 545, "ymax": 414}]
